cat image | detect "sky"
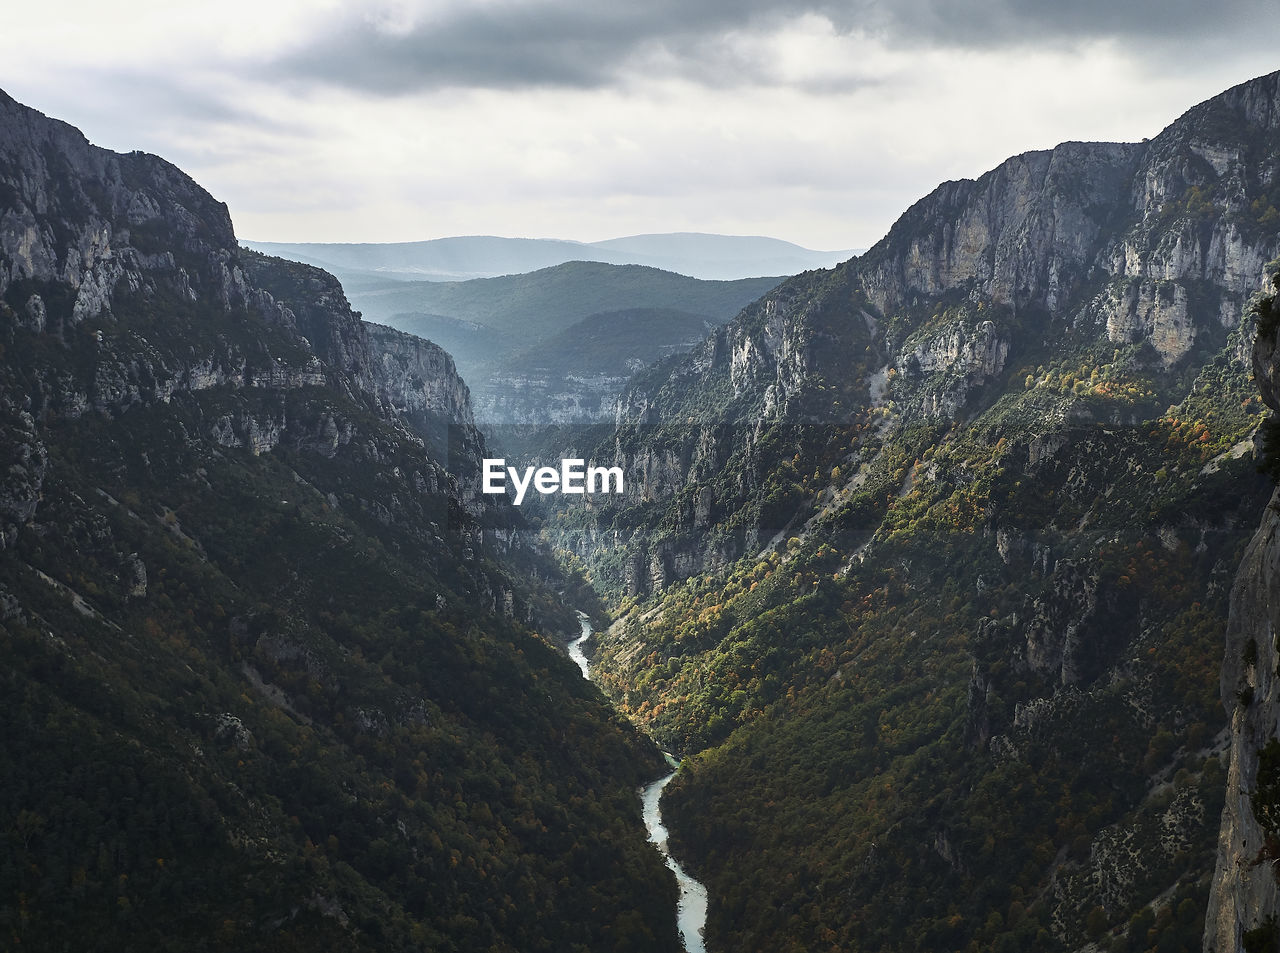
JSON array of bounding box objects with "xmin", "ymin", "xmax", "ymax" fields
[{"xmin": 1, "ymin": 1, "xmax": 1276, "ymax": 252}]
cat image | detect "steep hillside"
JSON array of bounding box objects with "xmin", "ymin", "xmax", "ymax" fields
[
  {"xmin": 0, "ymin": 89, "xmax": 680, "ymax": 952},
  {"xmin": 535, "ymin": 71, "xmax": 1280, "ymax": 953}
]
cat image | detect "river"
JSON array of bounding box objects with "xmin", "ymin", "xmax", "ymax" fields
[{"xmin": 570, "ymin": 612, "xmax": 709, "ymax": 953}]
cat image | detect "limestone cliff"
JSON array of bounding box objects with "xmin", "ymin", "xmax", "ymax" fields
[
  {"xmin": 365, "ymin": 321, "xmax": 475, "ymax": 431},
  {"xmin": 0, "ymin": 89, "xmax": 506, "ymax": 545},
  {"xmin": 588, "ymin": 72, "xmax": 1280, "ymax": 599},
  {"xmin": 859, "ymin": 72, "xmax": 1280, "ymax": 369},
  {"xmin": 614, "ymin": 70, "xmax": 1280, "ymax": 437},
  {"xmin": 1206, "ymin": 281, "xmax": 1280, "ymax": 952},
  {"xmin": 858, "ymin": 141, "xmax": 1143, "ymax": 322},
  {"xmin": 0, "ymin": 89, "xmax": 244, "ymax": 323}
]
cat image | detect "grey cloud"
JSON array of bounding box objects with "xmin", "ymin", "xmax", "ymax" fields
[
  {"xmin": 858, "ymin": 0, "xmax": 1278, "ymax": 47},
  {"xmin": 271, "ymin": 0, "xmax": 1278, "ymax": 94},
  {"xmin": 278, "ymin": 3, "xmax": 720, "ymax": 90},
  {"xmin": 271, "ymin": 0, "xmax": 859, "ymax": 93}
]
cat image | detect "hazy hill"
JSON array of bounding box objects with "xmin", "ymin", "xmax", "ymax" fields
[
  {"xmin": 366, "ymin": 262, "xmax": 786, "ymax": 424},
  {"xmin": 494, "ymin": 308, "xmax": 715, "ymax": 379},
  {"xmin": 243, "ymin": 232, "xmax": 858, "ymax": 283},
  {"xmin": 357, "ymin": 260, "xmax": 782, "ymax": 338}
]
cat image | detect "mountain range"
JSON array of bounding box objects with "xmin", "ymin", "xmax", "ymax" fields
[
  {"xmin": 6, "ymin": 64, "xmax": 1280, "ymax": 953},
  {"xmin": 356, "ymin": 261, "xmax": 784, "ymax": 426},
  {"xmin": 242, "ymin": 233, "xmax": 858, "ymax": 284}
]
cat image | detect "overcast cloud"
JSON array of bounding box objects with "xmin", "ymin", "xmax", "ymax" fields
[
  {"xmin": 0, "ymin": 1, "xmax": 1276, "ymax": 250},
  {"xmin": 272, "ymin": 0, "xmax": 1279, "ymax": 94}
]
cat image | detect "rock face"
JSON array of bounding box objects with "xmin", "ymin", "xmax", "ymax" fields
[
  {"xmin": 0, "ymin": 86, "xmax": 474, "ymax": 428},
  {"xmin": 1205, "ymin": 497, "xmax": 1280, "ymax": 951},
  {"xmin": 474, "ymin": 371, "xmax": 628, "ymax": 425},
  {"xmin": 858, "ymin": 141, "xmax": 1144, "ymax": 321},
  {"xmin": 653, "ymin": 69, "xmax": 1280, "ymax": 417},
  {"xmin": 575, "ymin": 72, "xmax": 1280, "ymax": 599},
  {"xmin": 1206, "ymin": 282, "xmax": 1280, "ymax": 952},
  {"xmin": 859, "ymin": 73, "xmax": 1280, "ymax": 370},
  {"xmin": 0, "ymin": 88, "xmax": 261, "ymax": 344},
  {"xmin": 0, "ymin": 89, "xmax": 501, "ymax": 543},
  {"xmin": 1021, "ymin": 557, "xmax": 1131, "ymax": 687},
  {"xmin": 895, "ymin": 317, "xmax": 1010, "ymax": 418},
  {"xmin": 365, "ymin": 321, "xmax": 475, "ymax": 430}
]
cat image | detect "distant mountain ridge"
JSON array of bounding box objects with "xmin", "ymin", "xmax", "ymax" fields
[
  {"xmin": 243, "ymin": 232, "xmax": 859, "ymax": 283},
  {"xmin": 369, "ymin": 261, "xmax": 785, "ymax": 425}
]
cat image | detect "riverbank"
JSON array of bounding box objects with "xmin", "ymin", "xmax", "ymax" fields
[{"xmin": 570, "ymin": 613, "xmax": 709, "ymax": 952}]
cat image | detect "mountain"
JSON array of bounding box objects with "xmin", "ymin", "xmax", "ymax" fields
[
  {"xmin": 362, "ymin": 261, "xmax": 785, "ymax": 425},
  {"xmin": 588, "ymin": 233, "xmax": 858, "ymax": 279},
  {"xmin": 0, "ymin": 88, "xmax": 681, "ymax": 951},
  {"xmin": 242, "ymin": 233, "xmax": 858, "ymax": 284},
  {"xmin": 528, "ymin": 71, "xmax": 1280, "ymax": 953},
  {"xmin": 354, "ymin": 260, "xmax": 782, "ymax": 343}
]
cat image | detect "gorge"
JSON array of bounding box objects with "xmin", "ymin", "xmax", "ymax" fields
[
  {"xmin": 570, "ymin": 612, "xmax": 710, "ymax": 952},
  {"xmin": 5, "ymin": 64, "xmax": 1280, "ymax": 953}
]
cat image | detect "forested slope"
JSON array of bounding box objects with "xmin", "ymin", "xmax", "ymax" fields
[
  {"xmin": 541, "ymin": 70, "xmax": 1280, "ymax": 953},
  {"xmin": 0, "ymin": 88, "xmax": 679, "ymax": 952}
]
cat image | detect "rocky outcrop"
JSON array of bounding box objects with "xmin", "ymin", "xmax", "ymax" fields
[
  {"xmin": 237, "ymin": 251, "xmax": 374, "ymax": 392},
  {"xmin": 1206, "ymin": 279, "xmax": 1280, "ymax": 952},
  {"xmin": 0, "ymin": 400, "xmax": 46, "ymax": 548},
  {"xmin": 0, "ymin": 88, "xmax": 250, "ymax": 330},
  {"xmin": 895, "ymin": 316, "xmax": 1009, "ymax": 418},
  {"xmin": 365, "ymin": 321, "xmax": 474, "ymax": 430},
  {"xmin": 0, "ymin": 88, "xmax": 507, "ymax": 548},
  {"xmin": 474, "ymin": 372, "xmax": 627, "ymax": 426},
  {"xmin": 859, "ymin": 141, "xmax": 1143, "ymax": 320},
  {"xmin": 1021, "ymin": 558, "xmax": 1132, "ymax": 687},
  {"xmin": 1205, "ymin": 493, "xmax": 1280, "ymax": 952},
  {"xmin": 859, "ymin": 72, "xmax": 1280, "ymax": 369}
]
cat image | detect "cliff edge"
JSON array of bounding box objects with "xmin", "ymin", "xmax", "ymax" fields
[{"xmin": 1207, "ymin": 278, "xmax": 1280, "ymax": 952}]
